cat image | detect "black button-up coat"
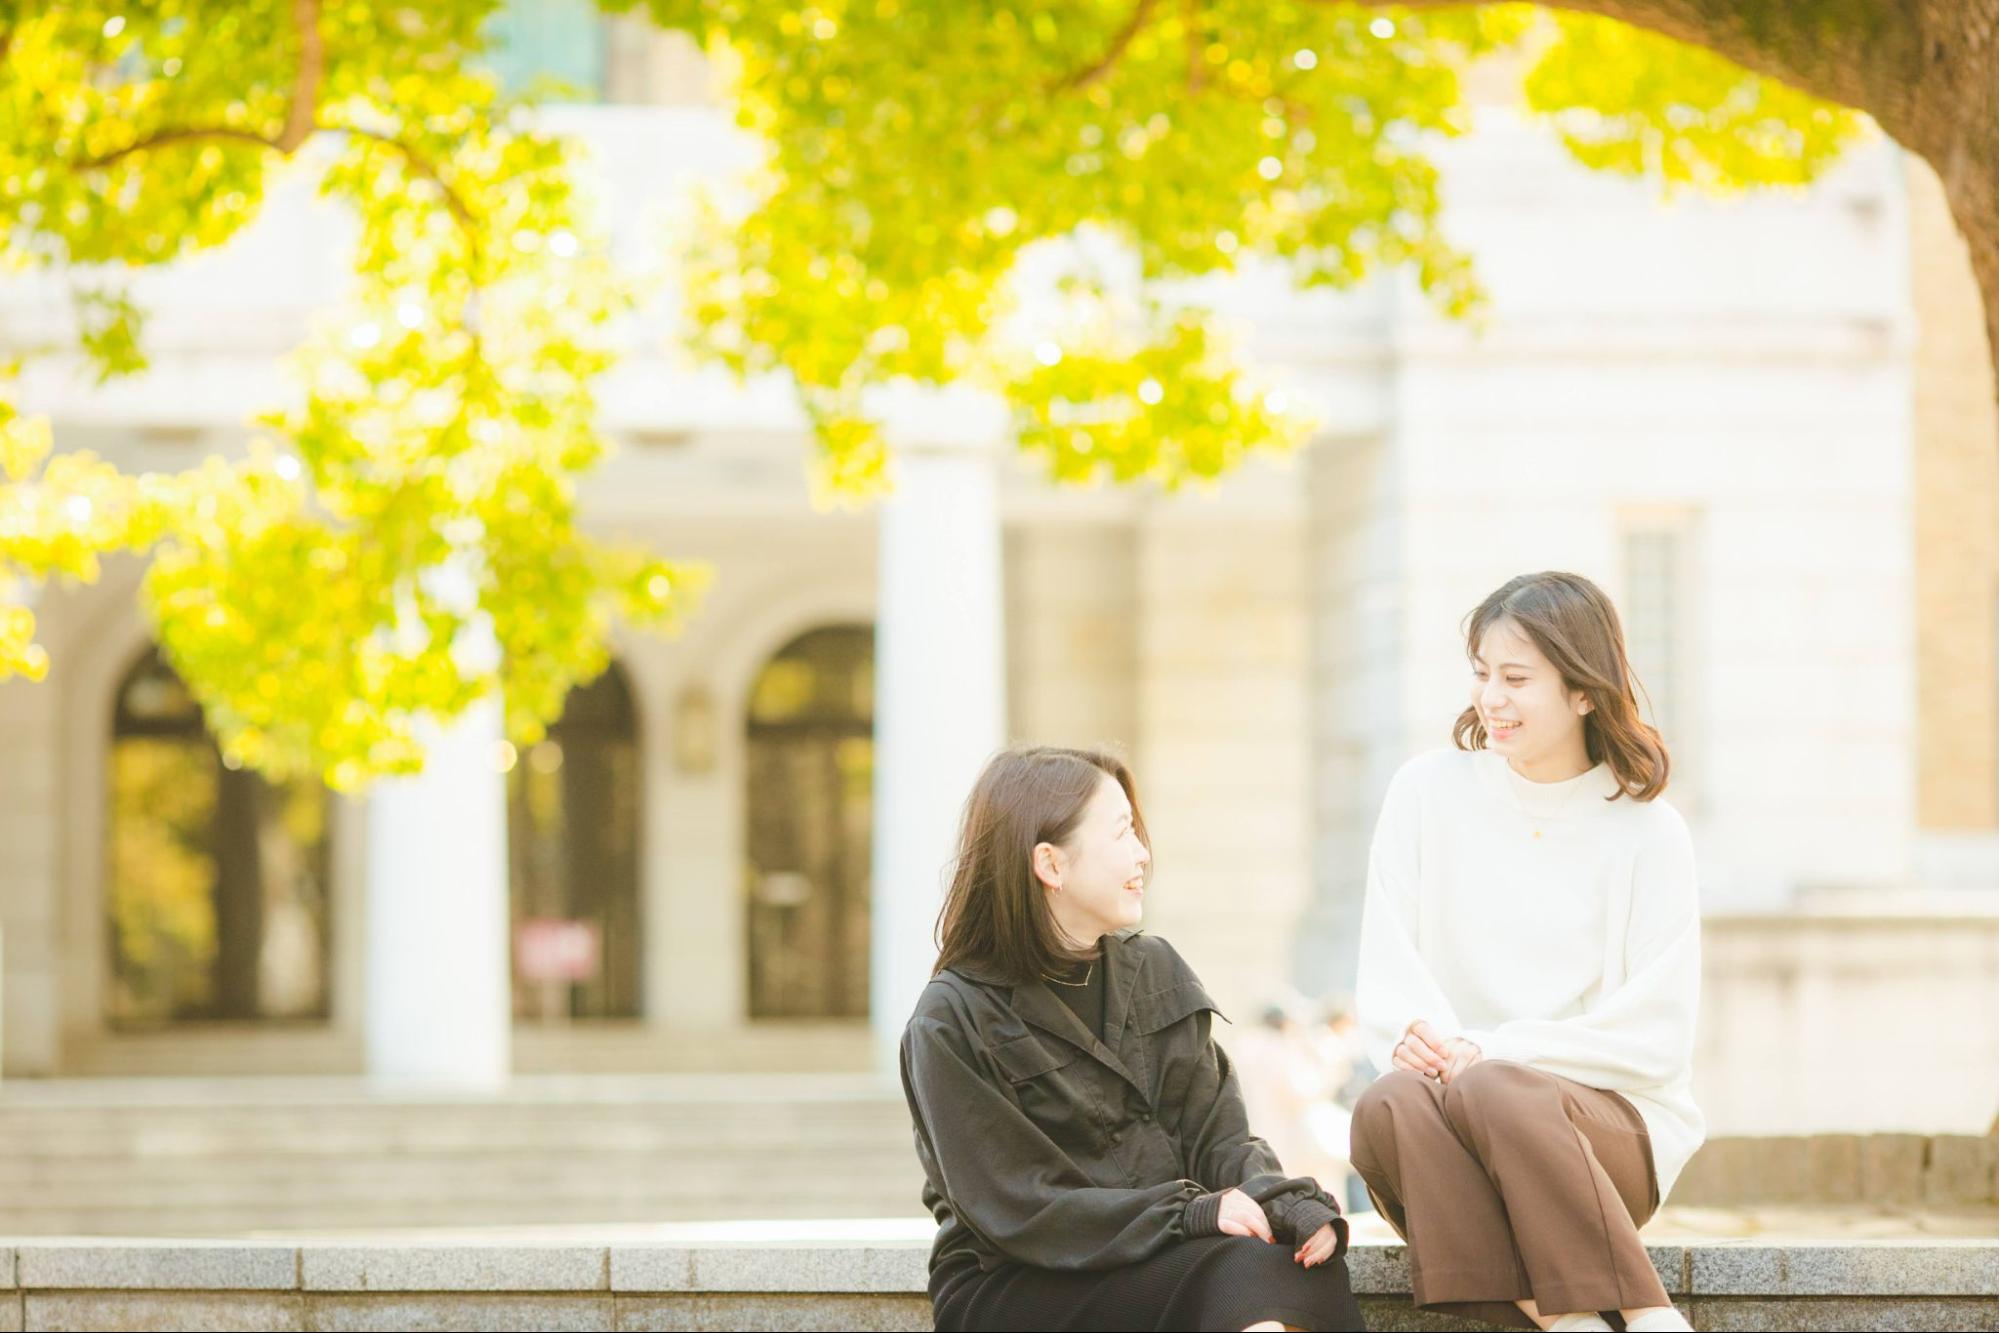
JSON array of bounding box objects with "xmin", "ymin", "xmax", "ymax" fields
[{"xmin": 900, "ymin": 928, "xmax": 1347, "ymax": 1278}]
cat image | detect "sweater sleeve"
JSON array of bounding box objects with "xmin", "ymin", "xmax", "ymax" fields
[
  {"xmin": 1462, "ymin": 809, "xmax": 1701, "ymax": 1090},
  {"xmin": 1354, "ymin": 757, "xmax": 1467, "ymax": 1076}
]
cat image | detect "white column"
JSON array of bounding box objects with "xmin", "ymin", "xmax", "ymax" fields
[
  {"xmin": 869, "ymin": 390, "xmax": 1007, "ymax": 1074},
  {"xmin": 364, "ymin": 562, "xmax": 511, "ymax": 1088}
]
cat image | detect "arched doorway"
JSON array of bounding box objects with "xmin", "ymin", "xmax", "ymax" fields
[
  {"xmin": 105, "ymin": 647, "xmax": 332, "ymax": 1026},
  {"xmin": 744, "ymin": 625, "xmax": 874, "ymax": 1019},
  {"xmin": 508, "ymin": 661, "xmax": 642, "ymax": 1021}
]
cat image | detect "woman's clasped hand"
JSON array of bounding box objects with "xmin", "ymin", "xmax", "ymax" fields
[
  {"xmin": 1390, "ymin": 1019, "xmax": 1483, "ymax": 1084},
  {"xmin": 1212, "ymin": 1187, "xmax": 1342, "ymax": 1268}
]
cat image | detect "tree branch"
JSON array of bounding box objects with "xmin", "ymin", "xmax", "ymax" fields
[
  {"xmin": 1310, "ymin": 0, "xmax": 1920, "ymax": 142},
  {"xmin": 334, "ymin": 126, "xmax": 478, "ymax": 236},
  {"xmin": 1049, "ymin": 0, "xmax": 1158, "ymax": 92},
  {"xmin": 274, "ymin": 0, "xmax": 325, "ymax": 154},
  {"xmin": 80, "ymin": 0, "xmax": 322, "ymax": 167},
  {"xmin": 77, "ymin": 126, "xmax": 284, "ymax": 170},
  {"xmin": 1185, "ymin": 0, "xmax": 1206, "ymax": 92},
  {"xmin": 76, "ymin": 120, "xmax": 479, "ymax": 255}
]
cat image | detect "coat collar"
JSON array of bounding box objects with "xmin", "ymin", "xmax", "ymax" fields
[
  {"xmin": 944, "ymin": 927, "xmax": 1148, "ymax": 990},
  {"xmin": 945, "ymin": 929, "xmax": 1153, "ymax": 1096}
]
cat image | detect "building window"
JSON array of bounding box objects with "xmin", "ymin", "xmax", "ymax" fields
[
  {"xmin": 481, "ymin": 1, "xmax": 714, "ymax": 105},
  {"xmin": 483, "ymin": 0, "xmax": 609, "ymax": 101},
  {"xmin": 1620, "ymin": 513, "xmax": 1699, "ymax": 810},
  {"xmin": 745, "ymin": 625, "xmax": 875, "ymax": 1020},
  {"xmin": 508, "ymin": 661, "xmax": 643, "ymax": 1021},
  {"xmin": 106, "ymin": 648, "xmax": 332, "ymax": 1026}
]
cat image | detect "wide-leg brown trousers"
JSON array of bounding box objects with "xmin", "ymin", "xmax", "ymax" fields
[{"xmin": 1348, "ymin": 1060, "xmax": 1669, "ymax": 1330}]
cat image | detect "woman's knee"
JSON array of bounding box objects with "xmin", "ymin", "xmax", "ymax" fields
[
  {"xmin": 1439, "ymin": 1058, "xmax": 1552, "ymax": 1133},
  {"xmin": 1352, "ymin": 1069, "xmax": 1431, "ymax": 1132},
  {"xmin": 1350, "ymin": 1068, "xmax": 1435, "ymax": 1165}
]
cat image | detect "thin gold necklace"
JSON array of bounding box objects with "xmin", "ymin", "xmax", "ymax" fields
[
  {"xmin": 1042, "ymin": 960, "xmax": 1096, "ymax": 987},
  {"xmin": 1505, "ymin": 761, "xmax": 1591, "ymax": 839}
]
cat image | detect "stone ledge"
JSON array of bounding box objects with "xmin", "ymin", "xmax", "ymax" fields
[
  {"xmin": 14, "ymin": 1241, "xmax": 296, "ymax": 1291},
  {"xmin": 301, "ymin": 1245, "xmax": 609, "ymax": 1293},
  {"xmin": 4, "ymin": 1233, "xmax": 1996, "ymax": 1298},
  {"xmin": 613, "ymin": 1242, "xmax": 927, "ymax": 1293},
  {"xmin": 1690, "ymin": 1241, "xmax": 1999, "ymax": 1297}
]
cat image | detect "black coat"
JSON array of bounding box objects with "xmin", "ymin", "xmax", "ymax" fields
[{"xmin": 900, "ymin": 928, "xmax": 1347, "ymax": 1278}]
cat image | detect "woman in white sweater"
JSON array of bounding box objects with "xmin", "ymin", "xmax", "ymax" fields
[{"xmin": 1351, "ymin": 571, "xmax": 1703, "ymax": 1333}]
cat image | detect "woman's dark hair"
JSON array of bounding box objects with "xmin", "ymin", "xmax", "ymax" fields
[
  {"xmin": 933, "ymin": 745, "xmax": 1149, "ymax": 982},
  {"xmin": 1452, "ymin": 571, "xmax": 1671, "ymax": 802}
]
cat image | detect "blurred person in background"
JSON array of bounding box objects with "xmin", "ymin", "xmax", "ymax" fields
[
  {"xmin": 1234, "ymin": 997, "xmax": 1373, "ymax": 1218},
  {"xmin": 901, "ymin": 746, "xmax": 1362, "ymax": 1332},
  {"xmin": 1350, "ymin": 572, "xmax": 1703, "ymax": 1333},
  {"xmin": 1308, "ymin": 1001, "xmax": 1377, "ymax": 1218},
  {"xmin": 1233, "ymin": 1002, "xmax": 1337, "ymax": 1192}
]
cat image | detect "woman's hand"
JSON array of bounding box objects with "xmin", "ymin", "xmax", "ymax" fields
[
  {"xmin": 1439, "ymin": 1036, "xmax": 1483, "ymax": 1084},
  {"xmin": 1215, "ymin": 1188, "xmax": 1275, "ymax": 1242},
  {"xmin": 1391, "ymin": 1019, "xmax": 1451, "ymax": 1078},
  {"xmin": 1294, "ymin": 1221, "xmax": 1339, "ymax": 1268}
]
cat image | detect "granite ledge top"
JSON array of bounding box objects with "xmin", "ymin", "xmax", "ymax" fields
[{"xmin": 1, "ymin": 1233, "xmax": 1993, "ymax": 1298}]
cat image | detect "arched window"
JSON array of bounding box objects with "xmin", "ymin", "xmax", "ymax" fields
[
  {"xmin": 745, "ymin": 625, "xmax": 875, "ymax": 1019},
  {"xmin": 508, "ymin": 661, "xmax": 642, "ymax": 1021},
  {"xmin": 106, "ymin": 648, "xmax": 332, "ymax": 1026}
]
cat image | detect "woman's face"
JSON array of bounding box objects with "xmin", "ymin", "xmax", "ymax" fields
[
  {"xmin": 1469, "ymin": 617, "xmax": 1592, "ymax": 768},
  {"xmin": 1036, "ymin": 772, "xmax": 1151, "ymax": 949}
]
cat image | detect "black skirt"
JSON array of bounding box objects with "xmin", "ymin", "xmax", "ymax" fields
[{"xmin": 931, "ymin": 1236, "xmax": 1365, "ymax": 1332}]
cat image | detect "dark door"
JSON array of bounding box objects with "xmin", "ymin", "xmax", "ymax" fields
[{"xmin": 744, "ymin": 626, "xmax": 874, "ymax": 1019}]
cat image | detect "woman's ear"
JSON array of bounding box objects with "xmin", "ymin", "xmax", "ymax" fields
[{"xmin": 1031, "ymin": 841, "xmax": 1064, "ymax": 892}]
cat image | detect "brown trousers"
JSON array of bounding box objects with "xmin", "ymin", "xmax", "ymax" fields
[{"xmin": 1348, "ymin": 1060, "xmax": 1668, "ymax": 1330}]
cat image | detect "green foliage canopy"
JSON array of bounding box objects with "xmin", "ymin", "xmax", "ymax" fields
[
  {"xmin": 630, "ymin": 0, "xmax": 1861, "ymax": 495},
  {"xmin": 0, "ymin": 0, "xmax": 1861, "ymax": 786},
  {"xmin": 0, "ymin": 0, "xmax": 702, "ymax": 788}
]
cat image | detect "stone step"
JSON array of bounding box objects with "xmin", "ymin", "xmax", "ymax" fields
[
  {"xmin": 51, "ymin": 1026, "xmax": 878, "ymax": 1078},
  {"xmin": 0, "ymin": 1072, "xmax": 894, "ymax": 1104},
  {"xmin": 0, "ymin": 1194, "xmax": 928, "ymax": 1238},
  {"xmin": 0, "ymin": 1148, "xmax": 921, "ymax": 1191},
  {"xmin": 0, "ymin": 1078, "xmax": 926, "ymax": 1236},
  {"xmin": 0, "ymin": 1113, "xmax": 914, "ymax": 1157}
]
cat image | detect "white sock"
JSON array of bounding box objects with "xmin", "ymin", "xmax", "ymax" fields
[
  {"xmin": 1624, "ymin": 1310, "xmax": 1695, "ymax": 1332},
  {"xmin": 1544, "ymin": 1315, "xmax": 1613, "ymax": 1333}
]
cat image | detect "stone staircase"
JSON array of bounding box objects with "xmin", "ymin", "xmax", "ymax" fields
[{"xmin": 0, "ymin": 1076, "xmax": 928, "ymax": 1236}]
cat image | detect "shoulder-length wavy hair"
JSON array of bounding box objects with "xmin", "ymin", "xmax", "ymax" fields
[
  {"xmin": 933, "ymin": 745, "xmax": 1150, "ymax": 983},
  {"xmin": 1452, "ymin": 571, "xmax": 1670, "ymax": 802}
]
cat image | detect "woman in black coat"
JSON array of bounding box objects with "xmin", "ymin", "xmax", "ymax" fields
[{"xmin": 900, "ymin": 745, "xmax": 1364, "ymax": 1332}]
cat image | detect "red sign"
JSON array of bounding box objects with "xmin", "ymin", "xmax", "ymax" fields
[{"xmin": 516, "ymin": 918, "xmax": 601, "ymax": 983}]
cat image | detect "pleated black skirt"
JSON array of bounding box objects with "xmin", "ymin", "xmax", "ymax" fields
[{"xmin": 931, "ymin": 1236, "xmax": 1365, "ymax": 1332}]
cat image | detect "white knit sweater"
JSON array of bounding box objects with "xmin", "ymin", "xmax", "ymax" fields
[{"xmin": 1353, "ymin": 746, "xmax": 1707, "ymax": 1202}]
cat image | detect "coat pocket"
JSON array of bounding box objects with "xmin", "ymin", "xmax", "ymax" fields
[
  {"xmin": 989, "ymin": 1032, "xmax": 1075, "ymax": 1083},
  {"xmin": 1130, "ymin": 980, "xmax": 1227, "ymax": 1035}
]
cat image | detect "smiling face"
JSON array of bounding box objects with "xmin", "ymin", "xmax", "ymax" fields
[
  {"xmin": 1033, "ymin": 771, "xmax": 1152, "ymax": 950},
  {"xmin": 1469, "ymin": 616, "xmax": 1594, "ymax": 774}
]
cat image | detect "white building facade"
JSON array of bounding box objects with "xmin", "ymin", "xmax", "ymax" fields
[{"xmin": 3, "ymin": 26, "xmax": 1996, "ymax": 1138}]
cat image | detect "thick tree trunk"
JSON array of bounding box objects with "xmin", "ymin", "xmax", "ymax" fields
[{"xmin": 1912, "ymin": 20, "xmax": 1999, "ymax": 411}]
